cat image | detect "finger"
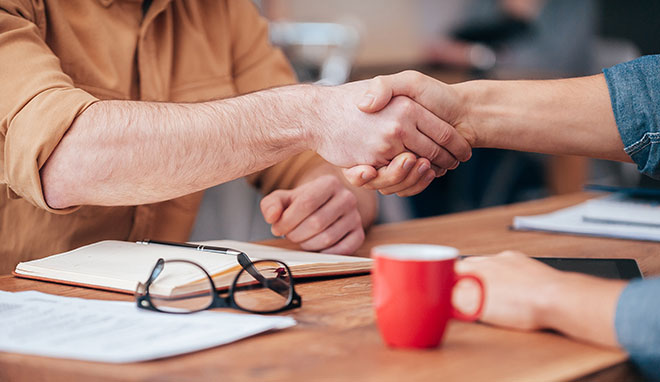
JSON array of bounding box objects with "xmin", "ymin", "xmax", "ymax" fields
[
  {"xmin": 431, "ymin": 164, "xmax": 448, "ymax": 177},
  {"xmin": 401, "ymin": 127, "xmax": 459, "ymax": 170},
  {"xmin": 299, "ymin": 211, "xmax": 362, "ymax": 252},
  {"xmin": 260, "ymin": 190, "xmax": 291, "ymax": 224},
  {"xmin": 357, "ymin": 71, "xmax": 432, "ymax": 114},
  {"xmin": 271, "ymin": 185, "xmax": 334, "ymax": 236},
  {"xmin": 321, "ymin": 227, "xmax": 366, "ymax": 256},
  {"xmin": 342, "ymin": 166, "xmax": 378, "ymax": 187},
  {"xmin": 395, "ymin": 169, "xmax": 436, "ymax": 197},
  {"xmin": 286, "ymin": 189, "xmax": 356, "ymax": 243},
  {"xmin": 414, "ymin": 103, "xmax": 472, "ymax": 163},
  {"xmin": 378, "ymin": 158, "xmax": 431, "ymax": 195},
  {"xmin": 363, "ymin": 152, "xmax": 417, "ymax": 190}
]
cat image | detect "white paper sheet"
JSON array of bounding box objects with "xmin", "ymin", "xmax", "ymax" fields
[
  {"xmin": 513, "ymin": 201, "xmax": 660, "ymax": 242},
  {"xmin": 0, "ymin": 291, "xmax": 295, "ymax": 363}
]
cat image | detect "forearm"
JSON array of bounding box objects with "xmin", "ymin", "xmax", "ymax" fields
[
  {"xmin": 41, "ymin": 85, "xmax": 319, "ymax": 208},
  {"xmin": 536, "ymin": 272, "xmax": 626, "ymax": 347},
  {"xmin": 454, "ymin": 74, "xmax": 631, "ymax": 162},
  {"xmin": 294, "ymin": 162, "xmax": 378, "ymax": 229}
]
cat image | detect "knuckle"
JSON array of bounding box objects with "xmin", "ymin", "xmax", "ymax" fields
[
  {"xmin": 403, "ymin": 70, "xmax": 423, "ymax": 87},
  {"xmin": 500, "ymin": 250, "xmax": 521, "ymax": 258},
  {"xmin": 373, "ymin": 75, "xmax": 386, "ymax": 87},
  {"xmin": 395, "ymin": 96, "xmax": 416, "ymax": 115},
  {"xmin": 427, "ymin": 145, "xmax": 442, "ymax": 162},
  {"xmin": 299, "ymin": 198, "xmax": 316, "ymax": 213},
  {"xmin": 435, "ymin": 126, "xmax": 454, "ymax": 146},
  {"xmin": 350, "ymin": 211, "xmax": 363, "ymax": 227},
  {"xmin": 384, "ymin": 121, "xmax": 405, "ymax": 141},
  {"xmin": 318, "ymin": 232, "xmax": 336, "ymax": 249},
  {"xmin": 326, "ymin": 175, "xmax": 341, "ymax": 189},
  {"xmin": 307, "ymin": 215, "xmax": 324, "ymax": 232},
  {"xmin": 356, "ymin": 228, "xmax": 365, "ymax": 242},
  {"xmin": 340, "ymin": 190, "xmax": 358, "ymax": 208}
]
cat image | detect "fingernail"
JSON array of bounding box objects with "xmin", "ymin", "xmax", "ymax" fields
[
  {"xmin": 266, "ymin": 206, "xmax": 276, "ymax": 218},
  {"xmin": 361, "ymin": 171, "xmax": 372, "ymax": 180},
  {"xmin": 402, "ymin": 159, "xmax": 413, "ymax": 171},
  {"xmin": 358, "ymin": 93, "xmax": 375, "ymax": 109},
  {"xmin": 418, "ymin": 163, "xmax": 430, "ymax": 174},
  {"xmin": 425, "ymin": 172, "xmax": 435, "ymax": 182}
]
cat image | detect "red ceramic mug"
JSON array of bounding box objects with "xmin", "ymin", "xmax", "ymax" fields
[{"xmin": 372, "ymin": 244, "xmax": 485, "ymax": 349}]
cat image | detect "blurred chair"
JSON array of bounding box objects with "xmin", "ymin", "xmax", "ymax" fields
[{"xmin": 269, "ymin": 22, "xmax": 359, "ymax": 85}]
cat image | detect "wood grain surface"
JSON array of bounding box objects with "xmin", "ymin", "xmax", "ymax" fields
[{"xmin": 1, "ymin": 193, "xmax": 654, "ymax": 382}]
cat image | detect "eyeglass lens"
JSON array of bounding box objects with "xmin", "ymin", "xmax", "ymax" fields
[
  {"xmin": 148, "ymin": 261, "xmax": 214, "ymax": 313},
  {"xmin": 233, "ymin": 260, "xmax": 293, "ymax": 312}
]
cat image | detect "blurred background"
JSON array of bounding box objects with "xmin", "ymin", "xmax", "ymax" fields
[{"xmin": 191, "ymin": 0, "xmax": 660, "ymax": 242}]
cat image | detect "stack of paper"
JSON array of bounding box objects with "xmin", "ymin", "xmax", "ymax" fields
[
  {"xmin": 513, "ymin": 193, "xmax": 660, "ymax": 242},
  {"xmin": 0, "ymin": 291, "xmax": 295, "ymax": 363}
]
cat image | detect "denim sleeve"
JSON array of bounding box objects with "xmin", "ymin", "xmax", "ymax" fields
[
  {"xmin": 615, "ymin": 277, "xmax": 660, "ymax": 380},
  {"xmin": 603, "ymin": 55, "xmax": 660, "ymax": 179}
]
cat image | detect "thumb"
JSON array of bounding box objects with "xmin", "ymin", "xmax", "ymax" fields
[
  {"xmin": 357, "ymin": 76, "xmax": 394, "ymax": 113},
  {"xmin": 357, "ymin": 71, "xmax": 433, "ymax": 114},
  {"xmin": 342, "ymin": 166, "xmax": 378, "ymax": 187},
  {"xmin": 260, "ymin": 190, "xmax": 291, "ymax": 224}
]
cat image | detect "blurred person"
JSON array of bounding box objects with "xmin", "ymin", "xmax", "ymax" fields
[
  {"xmin": 345, "ymin": 55, "xmax": 660, "ymax": 378},
  {"xmin": 0, "ymin": 0, "xmax": 477, "ymax": 272}
]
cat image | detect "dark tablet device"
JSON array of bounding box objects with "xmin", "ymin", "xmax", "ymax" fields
[{"xmin": 533, "ymin": 257, "xmax": 643, "ymax": 280}]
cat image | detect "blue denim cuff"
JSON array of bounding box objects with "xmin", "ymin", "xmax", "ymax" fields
[
  {"xmin": 615, "ymin": 277, "xmax": 660, "ymax": 380},
  {"xmin": 604, "ymin": 55, "xmax": 660, "ymax": 179}
]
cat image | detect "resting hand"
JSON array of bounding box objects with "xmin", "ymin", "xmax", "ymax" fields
[
  {"xmin": 455, "ymin": 251, "xmax": 565, "ymax": 330},
  {"xmin": 260, "ymin": 175, "xmax": 365, "ymax": 255}
]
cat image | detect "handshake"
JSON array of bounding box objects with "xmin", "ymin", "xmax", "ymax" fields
[{"xmin": 311, "ymin": 71, "xmax": 478, "ymax": 197}]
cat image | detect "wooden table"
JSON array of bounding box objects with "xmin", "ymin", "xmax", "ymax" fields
[{"xmin": 1, "ymin": 193, "xmax": 653, "ymax": 381}]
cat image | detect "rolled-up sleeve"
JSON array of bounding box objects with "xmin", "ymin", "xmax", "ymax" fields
[
  {"xmin": 615, "ymin": 277, "xmax": 660, "ymax": 380},
  {"xmin": 604, "ymin": 55, "xmax": 660, "ymax": 179},
  {"xmin": 0, "ymin": 0, "xmax": 98, "ymax": 213}
]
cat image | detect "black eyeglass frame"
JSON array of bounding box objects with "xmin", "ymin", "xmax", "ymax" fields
[{"xmin": 136, "ymin": 252, "xmax": 302, "ymax": 314}]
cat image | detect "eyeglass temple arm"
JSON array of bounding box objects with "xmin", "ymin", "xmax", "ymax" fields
[{"xmin": 236, "ymin": 253, "xmax": 291, "ymax": 298}]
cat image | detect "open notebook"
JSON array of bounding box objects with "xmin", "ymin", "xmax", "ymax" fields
[{"xmin": 13, "ymin": 240, "xmax": 372, "ymax": 295}]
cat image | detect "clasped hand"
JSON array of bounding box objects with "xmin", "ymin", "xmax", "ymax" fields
[{"xmin": 339, "ymin": 71, "xmax": 476, "ymax": 196}]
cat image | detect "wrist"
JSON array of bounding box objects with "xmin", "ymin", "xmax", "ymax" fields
[
  {"xmin": 302, "ymin": 85, "xmax": 333, "ymax": 153},
  {"xmin": 533, "ymin": 271, "xmax": 627, "ymax": 337},
  {"xmin": 532, "ymin": 271, "xmax": 574, "ymax": 330},
  {"xmin": 451, "ymin": 80, "xmax": 488, "ymax": 148}
]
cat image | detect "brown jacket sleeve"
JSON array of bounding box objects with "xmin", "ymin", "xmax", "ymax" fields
[
  {"xmin": 228, "ymin": 0, "xmax": 327, "ymax": 194},
  {"xmin": 0, "ymin": 0, "xmax": 98, "ymax": 213}
]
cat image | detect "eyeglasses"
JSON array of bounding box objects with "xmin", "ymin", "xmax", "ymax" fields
[{"xmin": 135, "ymin": 251, "xmax": 302, "ymax": 314}]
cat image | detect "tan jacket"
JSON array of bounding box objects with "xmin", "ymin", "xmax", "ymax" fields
[{"xmin": 0, "ymin": 0, "xmax": 324, "ymax": 273}]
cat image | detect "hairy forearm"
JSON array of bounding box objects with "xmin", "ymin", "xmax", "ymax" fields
[
  {"xmin": 454, "ymin": 74, "xmax": 631, "ymax": 162},
  {"xmin": 536, "ymin": 272, "xmax": 626, "ymax": 347},
  {"xmin": 42, "ymin": 85, "xmax": 320, "ymax": 208}
]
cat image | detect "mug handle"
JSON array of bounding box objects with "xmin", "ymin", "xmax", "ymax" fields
[{"xmin": 450, "ymin": 273, "xmax": 485, "ymax": 321}]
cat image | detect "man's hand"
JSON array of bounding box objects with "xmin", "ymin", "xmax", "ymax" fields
[
  {"xmin": 260, "ymin": 175, "xmax": 366, "ymax": 255},
  {"xmin": 455, "ymin": 251, "xmax": 565, "ymax": 330},
  {"xmin": 454, "ymin": 251, "xmax": 625, "ymax": 348},
  {"xmin": 341, "ymin": 71, "xmax": 476, "ymax": 195},
  {"xmin": 342, "ymin": 152, "xmax": 438, "ymax": 197},
  {"xmin": 311, "ymin": 80, "xmax": 472, "ymax": 170}
]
